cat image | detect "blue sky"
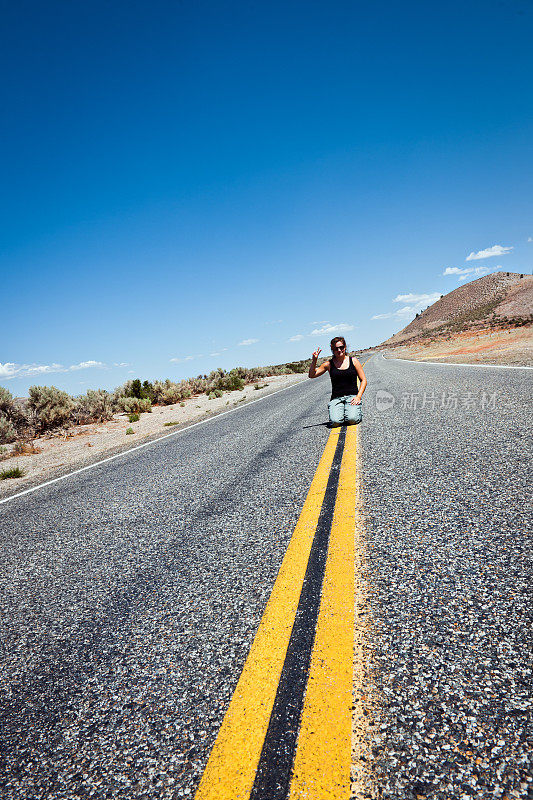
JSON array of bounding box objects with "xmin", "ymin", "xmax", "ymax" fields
[{"xmin": 2, "ymin": 0, "xmax": 532, "ymax": 396}]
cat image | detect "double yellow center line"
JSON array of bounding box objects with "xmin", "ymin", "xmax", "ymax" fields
[{"xmin": 195, "ymin": 423, "xmax": 361, "ymax": 800}]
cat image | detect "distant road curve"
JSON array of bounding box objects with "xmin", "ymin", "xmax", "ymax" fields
[{"xmin": 382, "ymin": 352, "xmax": 533, "ymax": 369}]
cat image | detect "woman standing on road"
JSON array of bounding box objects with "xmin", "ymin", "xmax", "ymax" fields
[{"xmin": 308, "ymin": 336, "xmax": 367, "ymax": 426}]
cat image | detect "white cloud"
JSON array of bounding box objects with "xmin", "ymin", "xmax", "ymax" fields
[
  {"xmin": 311, "ymin": 323, "xmax": 354, "ymax": 336},
  {"xmin": 289, "ymin": 334, "xmax": 304, "ymax": 342},
  {"xmin": 113, "ymin": 362, "xmax": 129, "ymax": 368},
  {"xmin": 312, "ymin": 320, "xmax": 330, "ymax": 325},
  {"xmin": 238, "ymin": 338, "xmax": 259, "ymax": 346},
  {"xmin": 265, "ymin": 319, "xmax": 283, "ymax": 325},
  {"xmin": 0, "ymin": 360, "xmax": 107, "ymax": 379},
  {"xmin": 69, "ymin": 360, "xmax": 106, "ymax": 371},
  {"xmin": 396, "ymin": 305, "xmax": 422, "ymax": 320},
  {"xmin": 393, "ymin": 292, "xmax": 441, "ymax": 305},
  {"xmin": 372, "ymin": 291, "xmax": 441, "ymax": 322},
  {"xmin": 443, "ymin": 264, "xmax": 495, "ymax": 278},
  {"xmin": 373, "ymin": 308, "xmax": 419, "ymax": 321},
  {"xmin": 458, "ymin": 266, "xmax": 502, "ymax": 281},
  {"xmin": 170, "ymin": 355, "xmax": 194, "ymax": 363},
  {"xmin": 0, "ymin": 363, "xmax": 18, "ymax": 378},
  {"xmin": 27, "ymin": 363, "xmax": 65, "ymax": 376},
  {"xmin": 466, "ymin": 244, "xmax": 513, "ymax": 261},
  {"xmin": 528, "ymin": 237, "xmax": 532, "ymax": 242},
  {"xmin": 210, "ymin": 352, "xmax": 221, "ymax": 357}
]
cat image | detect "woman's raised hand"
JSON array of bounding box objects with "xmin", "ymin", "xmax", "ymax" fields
[{"xmin": 312, "ymin": 347, "xmax": 322, "ymax": 360}]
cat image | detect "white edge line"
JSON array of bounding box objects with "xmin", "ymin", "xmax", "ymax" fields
[
  {"xmin": 0, "ymin": 377, "xmax": 308, "ymax": 506},
  {"xmin": 381, "ymin": 353, "xmax": 533, "ymax": 370}
]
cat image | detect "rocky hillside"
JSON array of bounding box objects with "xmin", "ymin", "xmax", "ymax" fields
[{"xmin": 381, "ymin": 271, "xmax": 533, "ymax": 347}]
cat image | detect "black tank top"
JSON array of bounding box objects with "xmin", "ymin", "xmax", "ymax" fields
[{"xmin": 329, "ymin": 356, "xmax": 359, "ymax": 400}]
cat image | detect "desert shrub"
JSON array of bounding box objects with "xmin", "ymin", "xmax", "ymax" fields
[
  {"xmin": 130, "ymin": 379, "xmax": 143, "ymax": 399},
  {"xmin": 240, "ymin": 366, "xmax": 269, "ymax": 382},
  {"xmin": 125, "ymin": 427, "xmax": 134, "ymax": 435},
  {"xmin": 28, "ymin": 386, "xmax": 74, "ymax": 432},
  {"xmin": 208, "ymin": 389, "xmax": 223, "ymax": 399},
  {"xmin": 0, "ymin": 387, "xmax": 29, "ymax": 437},
  {"xmin": 205, "ymin": 366, "xmax": 277, "ymax": 394},
  {"xmin": 73, "ymin": 390, "xmax": 114, "ymax": 425},
  {"xmin": 151, "ymin": 380, "xmax": 168, "ymax": 404},
  {"xmin": 117, "ymin": 397, "xmax": 152, "ymax": 414},
  {"xmin": 1, "ymin": 466, "xmax": 25, "ymax": 480},
  {"xmin": 208, "ymin": 367, "xmax": 226, "ymax": 381},
  {"xmin": 152, "ymin": 379, "xmax": 192, "ymax": 405},
  {"xmin": 128, "ymin": 379, "xmax": 155, "ymax": 402},
  {"xmin": 273, "ymin": 358, "xmax": 311, "ymax": 374},
  {"xmin": 140, "ymin": 379, "xmax": 153, "ymax": 400},
  {"xmin": 226, "ymin": 372, "xmax": 245, "ymax": 391},
  {"xmin": 0, "ymin": 387, "xmax": 16, "ymax": 417},
  {"xmin": 284, "ymin": 361, "xmax": 308, "ymax": 374},
  {"xmin": 0, "ymin": 415, "xmax": 17, "ymax": 444},
  {"xmin": 167, "ymin": 388, "xmax": 184, "ymax": 403},
  {"xmin": 168, "ymin": 385, "xmax": 190, "ymax": 402},
  {"xmin": 210, "ymin": 370, "xmax": 244, "ymax": 392},
  {"xmin": 141, "ymin": 381, "xmax": 154, "ymax": 403},
  {"xmin": 186, "ymin": 376, "xmax": 209, "ymax": 395},
  {"xmin": 128, "ymin": 412, "xmax": 140, "ymax": 423},
  {"xmin": 110, "ymin": 380, "xmax": 133, "ymax": 404}
]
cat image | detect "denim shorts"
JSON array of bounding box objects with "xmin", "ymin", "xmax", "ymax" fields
[{"xmin": 328, "ymin": 395, "xmax": 362, "ymax": 426}]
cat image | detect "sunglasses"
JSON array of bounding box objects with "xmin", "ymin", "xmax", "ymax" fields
[{"xmin": 333, "ymin": 345, "xmax": 345, "ymax": 351}]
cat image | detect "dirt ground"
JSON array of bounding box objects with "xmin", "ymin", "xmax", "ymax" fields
[
  {"xmin": 0, "ymin": 373, "xmax": 307, "ymax": 498},
  {"xmin": 383, "ymin": 325, "xmax": 533, "ymax": 367}
]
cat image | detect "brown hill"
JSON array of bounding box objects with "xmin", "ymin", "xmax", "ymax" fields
[{"xmin": 381, "ymin": 271, "xmax": 533, "ymax": 347}]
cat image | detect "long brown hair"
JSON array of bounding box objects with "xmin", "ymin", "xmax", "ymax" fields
[{"xmin": 330, "ymin": 336, "xmax": 347, "ymax": 351}]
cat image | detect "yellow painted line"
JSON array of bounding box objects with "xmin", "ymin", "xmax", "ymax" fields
[
  {"xmin": 195, "ymin": 427, "xmax": 341, "ymax": 800},
  {"xmin": 351, "ymin": 437, "xmax": 374, "ymax": 798},
  {"xmin": 288, "ymin": 423, "xmax": 358, "ymax": 799}
]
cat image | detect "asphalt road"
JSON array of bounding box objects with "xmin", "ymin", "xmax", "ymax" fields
[
  {"xmin": 0, "ymin": 355, "xmax": 531, "ymax": 800},
  {"xmin": 361, "ymin": 355, "xmax": 532, "ymax": 800}
]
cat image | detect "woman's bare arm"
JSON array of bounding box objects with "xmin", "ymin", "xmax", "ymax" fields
[
  {"xmin": 308, "ymin": 347, "xmax": 329, "ymax": 378},
  {"xmin": 350, "ymin": 357, "xmax": 368, "ymax": 404}
]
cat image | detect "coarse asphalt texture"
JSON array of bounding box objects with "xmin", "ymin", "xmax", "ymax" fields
[
  {"xmin": 0, "ymin": 354, "xmax": 531, "ymax": 800},
  {"xmin": 363, "ymin": 355, "xmax": 532, "ymax": 800}
]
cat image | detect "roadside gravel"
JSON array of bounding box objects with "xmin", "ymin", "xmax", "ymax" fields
[{"xmin": 360, "ymin": 355, "xmax": 532, "ymax": 799}]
